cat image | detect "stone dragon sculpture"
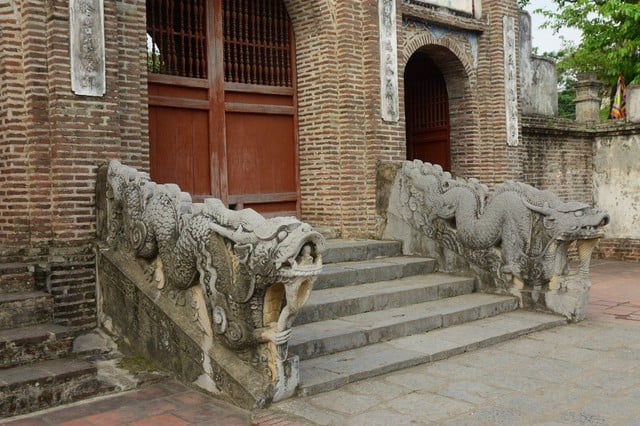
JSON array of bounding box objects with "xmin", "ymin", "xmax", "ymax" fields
[
  {"xmin": 384, "ymin": 160, "xmax": 609, "ymax": 321},
  {"xmin": 102, "ymin": 160, "xmax": 324, "ymax": 402}
]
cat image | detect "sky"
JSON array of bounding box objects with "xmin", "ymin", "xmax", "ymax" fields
[{"xmin": 523, "ymin": 0, "xmax": 582, "ymax": 53}]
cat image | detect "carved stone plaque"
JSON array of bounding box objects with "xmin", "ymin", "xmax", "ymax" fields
[
  {"xmin": 503, "ymin": 16, "xmax": 519, "ymax": 146},
  {"xmin": 379, "ymin": 0, "xmax": 399, "ymax": 122},
  {"xmin": 69, "ymin": 0, "xmax": 106, "ymax": 96},
  {"xmin": 413, "ymin": 0, "xmax": 475, "ymax": 16}
]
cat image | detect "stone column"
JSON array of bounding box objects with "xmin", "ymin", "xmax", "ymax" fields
[
  {"xmin": 626, "ymin": 84, "xmax": 640, "ymax": 123},
  {"xmin": 574, "ymin": 75, "xmax": 602, "ymax": 122}
]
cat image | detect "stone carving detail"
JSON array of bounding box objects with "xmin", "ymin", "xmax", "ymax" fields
[
  {"xmin": 103, "ymin": 160, "xmax": 324, "ymax": 402},
  {"xmin": 384, "ymin": 161, "xmax": 609, "ymax": 321},
  {"xmin": 403, "ymin": 18, "xmax": 478, "ymax": 68}
]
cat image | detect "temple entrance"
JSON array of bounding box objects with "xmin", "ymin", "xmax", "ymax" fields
[
  {"xmin": 404, "ymin": 52, "xmax": 451, "ymax": 171},
  {"xmin": 147, "ymin": 0, "xmax": 299, "ymax": 216}
]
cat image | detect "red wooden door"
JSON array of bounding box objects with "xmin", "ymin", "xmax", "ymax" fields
[
  {"xmin": 404, "ymin": 53, "xmax": 451, "ymax": 171},
  {"xmin": 147, "ymin": 0, "xmax": 299, "ymax": 216}
]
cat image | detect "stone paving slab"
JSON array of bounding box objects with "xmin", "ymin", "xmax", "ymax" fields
[
  {"xmin": 589, "ymin": 259, "xmax": 640, "ymax": 323},
  {"xmin": 2, "ymin": 380, "xmax": 253, "ymax": 426}
]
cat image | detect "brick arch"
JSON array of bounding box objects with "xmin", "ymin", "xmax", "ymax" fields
[
  {"xmin": 403, "ymin": 33, "xmax": 474, "ymax": 79},
  {"xmin": 401, "ymin": 34, "xmax": 479, "ymax": 176}
]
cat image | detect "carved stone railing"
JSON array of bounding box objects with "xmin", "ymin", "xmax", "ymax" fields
[
  {"xmin": 378, "ymin": 160, "xmax": 609, "ymax": 321},
  {"xmin": 96, "ymin": 160, "xmax": 324, "ymax": 407}
]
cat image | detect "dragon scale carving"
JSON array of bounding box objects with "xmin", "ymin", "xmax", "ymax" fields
[
  {"xmin": 384, "ymin": 160, "xmax": 609, "ymax": 321},
  {"xmin": 100, "ymin": 160, "xmax": 324, "ymax": 405}
]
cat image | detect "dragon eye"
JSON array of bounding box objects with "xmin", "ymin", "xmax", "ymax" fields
[
  {"xmin": 574, "ymin": 210, "xmax": 584, "ymax": 217},
  {"xmin": 277, "ymin": 230, "xmax": 288, "ymax": 241}
]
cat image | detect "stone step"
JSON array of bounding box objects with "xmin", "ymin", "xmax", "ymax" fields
[
  {"xmin": 0, "ymin": 358, "xmax": 111, "ymax": 418},
  {"xmin": 322, "ymin": 239, "xmax": 403, "ymax": 264},
  {"xmin": 0, "ymin": 263, "xmax": 36, "ymax": 294},
  {"xmin": 0, "ymin": 291, "xmax": 53, "ymax": 330},
  {"xmin": 297, "ymin": 310, "xmax": 566, "ymax": 396},
  {"xmin": 315, "ymin": 256, "xmax": 436, "ymax": 290},
  {"xmin": 0, "ymin": 324, "xmax": 74, "ymax": 368},
  {"xmin": 295, "ymin": 273, "xmax": 474, "ymax": 325},
  {"xmin": 290, "ymin": 293, "xmax": 518, "ymax": 361}
]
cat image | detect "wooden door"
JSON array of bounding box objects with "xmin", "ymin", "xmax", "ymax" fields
[
  {"xmin": 404, "ymin": 52, "xmax": 451, "ymax": 171},
  {"xmin": 147, "ymin": 0, "xmax": 299, "ymax": 216}
]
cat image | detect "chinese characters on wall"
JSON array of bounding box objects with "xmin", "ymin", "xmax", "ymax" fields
[
  {"xmin": 503, "ymin": 16, "xmax": 519, "ymax": 146},
  {"xmin": 379, "ymin": 0, "xmax": 399, "ymax": 122},
  {"xmin": 70, "ymin": 0, "xmax": 106, "ymax": 96}
]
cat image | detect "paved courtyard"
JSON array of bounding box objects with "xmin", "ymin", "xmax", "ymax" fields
[{"xmin": 4, "ymin": 259, "xmax": 640, "ymax": 425}]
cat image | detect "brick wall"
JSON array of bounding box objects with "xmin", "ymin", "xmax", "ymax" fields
[
  {"xmin": 0, "ymin": 0, "xmax": 148, "ymax": 328},
  {"xmin": 284, "ymin": 0, "xmax": 343, "ymax": 233},
  {"xmin": 521, "ymin": 116, "xmax": 594, "ymax": 203},
  {"xmin": 0, "ymin": 0, "xmax": 36, "ymax": 253},
  {"xmin": 287, "ymin": 0, "xmax": 523, "ymax": 237},
  {"xmin": 596, "ymin": 239, "xmax": 640, "ymax": 262}
]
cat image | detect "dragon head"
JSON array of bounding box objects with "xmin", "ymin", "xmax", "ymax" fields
[
  {"xmin": 232, "ymin": 216, "xmax": 324, "ymax": 283},
  {"xmin": 524, "ymin": 200, "xmax": 610, "ymax": 240}
]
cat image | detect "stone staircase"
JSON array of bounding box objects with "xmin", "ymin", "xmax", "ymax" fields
[
  {"xmin": 291, "ymin": 240, "xmax": 567, "ymax": 396},
  {"xmin": 0, "ymin": 263, "xmax": 111, "ymax": 418}
]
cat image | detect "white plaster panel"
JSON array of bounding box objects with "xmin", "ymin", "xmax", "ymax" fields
[
  {"xmin": 414, "ymin": 0, "xmax": 475, "ymax": 16},
  {"xmin": 593, "ymin": 134, "xmax": 640, "ymax": 238}
]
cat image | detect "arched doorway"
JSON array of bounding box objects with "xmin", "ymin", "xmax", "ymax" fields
[
  {"xmin": 146, "ymin": 0, "xmax": 299, "ymax": 216},
  {"xmin": 404, "ymin": 52, "xmax": 451, "ymax": 171}
]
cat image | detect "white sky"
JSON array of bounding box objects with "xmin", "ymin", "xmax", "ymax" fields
[{"xmin": 523, "ymin": 0, "xmax": 582, "ymax": 53}]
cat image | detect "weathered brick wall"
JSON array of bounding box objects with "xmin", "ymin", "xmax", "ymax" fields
[
  {"xmin": 0, "ymin": 0, "xmax": 42, "ymax": 253},
  {"xmin": 474, "ymin": 0, "xmax": 523, "ymax": 184},
  {"xmin": 0, "ymin": 0, "xmax": 148, "ymax": 328},
  {"xmin": 521, "ymin": 116, "xmax": 594, "ymax": 203},
  {"xmin": 596, "ymin": 239, "xmax": 640, "ymax": 262},
  {"xmin": 284, "ymin": 0, "xmax": 343, "ymax": 233}
]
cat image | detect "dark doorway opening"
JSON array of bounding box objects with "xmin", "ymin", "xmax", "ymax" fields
[{"xmin": 404, "ymin": 52, "xmax": 451, "ymax": 171}]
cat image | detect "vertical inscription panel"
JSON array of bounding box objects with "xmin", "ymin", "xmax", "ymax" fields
[
  {"xmin": 379, "ymin": 0, "xmax": 399, "ymax": 122},
  {"xmin": 70, "ymin": 0, "xmax": 106, "ymax": 96},
  {"xmin": 503, "ymin": 15, "xmax": 519, "ymax": 147}
]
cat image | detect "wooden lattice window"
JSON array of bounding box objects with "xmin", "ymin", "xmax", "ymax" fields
[
  {"xmin": 222, "ymin": 0, "xmax": 292, "ymax": 87},
  {"xmin": 146, "ymin": 0, "xmax": 208, "ymax": 79}
]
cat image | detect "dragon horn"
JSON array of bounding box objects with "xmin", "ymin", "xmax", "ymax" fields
[{"xmin": 522, "ymin": 199, "xmax": 554, "ymax": 216}]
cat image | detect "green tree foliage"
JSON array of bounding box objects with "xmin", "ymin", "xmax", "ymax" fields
[{"xmin": 536, "ymin": 0, "xmax": 640, "ymax": 87}]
